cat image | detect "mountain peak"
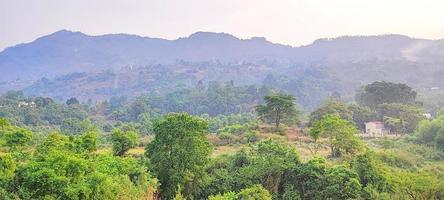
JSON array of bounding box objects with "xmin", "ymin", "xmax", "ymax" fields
[
  {"xmin": 187, "ymin": 32, "xmax": 238, "ymax": 41},
  {"xmin": 49, "ymin": 29, "xmax": 86, "ymax": 37}
]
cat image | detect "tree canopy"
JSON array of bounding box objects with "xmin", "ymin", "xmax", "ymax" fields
[
  {"xmin": 356, "ymin": 81, "xmax": 417, "ymax": 110},
  {"xmin": 256, "ymin": 94, "xmax": 299, "ymax": 128},
  {"xmin": 145, "ymin": 113, "xmax": 212, "ymax": 199},
  {"xmin": 309, "ymin": 114, "xmax": 363, "ymax": 157}
]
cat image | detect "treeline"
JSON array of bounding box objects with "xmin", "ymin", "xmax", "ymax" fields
[
  {"xmin": 0, "ymin": 91, "xmax": 88, "ymax": 132},
  {"xmin": 309, "ymin": 81, "xmax": 426, "ymax": 134},
  {"xmin": 1, "ymin": 111, "xmax": 443, "ymax": 199},
  {"xmin": 1, "ymin": 81, "xmax": 444, "ymax": 199}
]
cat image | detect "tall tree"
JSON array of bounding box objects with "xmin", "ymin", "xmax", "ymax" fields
[
  {"xmin": 309, "ymin": 114, "xmax": 363, "ymax": 157},
  {"xmin": 308, "ymin": 100, "xmax": 353, "ymax": 126},
  {"xmin": 356, "ymin": 81, "xmax": 417, "ymax": 110},
  {"xmin": 110, "ymin": 126, "xmax": 139, "ymax": 156},
  {"xmin": 145, "ymin": 113, "xmax": 212, "ymax": 199},
  {"xmin": 256, "ymin": 94, "xmax": 299, "ymax": 128},
  {"xmin": 377, "ymin": 103, "xmax": 424, "ymax": 134},
  {"xmin": 348, "ymin": 104, "xmax": 377, "ymax": 131}
]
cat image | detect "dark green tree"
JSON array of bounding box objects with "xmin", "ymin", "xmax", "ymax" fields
[
  {"xmin": 356, "ymin": 81, "xmax": 417, "ymax": 110},
  {"xmin": 110, "ymin": 126, "xmax": 139, "ymax": 156},
  {"xmin": 324, "ymin": 165, "xmax": 362, "ymax": 199},
  {"xmin": 66, "ymin": 97, "xmax": 79, "ymax": 105},
  {"xmin": 377, "ymin": 103, "xmax": 424, "ymax": 134},
  {"xmin": 256, "ymin": 94, "xmax": 299, "ymax": 128},
  {"xmin": 145, "ymin": 113, "xmax": 212, "ymax": 199},
  {"xmin": 348, "ymin": 104, "xmax": 377, "ymax": 130}
]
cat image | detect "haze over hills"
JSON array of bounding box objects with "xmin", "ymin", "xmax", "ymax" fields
[
  {"xmin": 1, "ymin": 30, "xmax": 443, "ymax": 81},
  {"xmin": 1, "ymin": 30, "xmax": 444, "ymax": 109}
]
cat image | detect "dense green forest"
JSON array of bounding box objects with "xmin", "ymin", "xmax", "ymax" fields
[{"xmin": 1, "ymin": 81, "xmax": 444, "ymax": 200}]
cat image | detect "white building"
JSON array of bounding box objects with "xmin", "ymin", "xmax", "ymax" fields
[
  {"xmin": 365, "ymin": 121, "xmax": 388, "ymax": 137},
  {"xmin": 18, "ymin": 101, "xmax": 36, "ymax": 108}
]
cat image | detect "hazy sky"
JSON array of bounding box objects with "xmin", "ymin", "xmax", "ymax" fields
[{"xmin": 1, "ymin": 0, "xmax": 444, "ymax": 50}]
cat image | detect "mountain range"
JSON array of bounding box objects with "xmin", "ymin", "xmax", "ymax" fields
[{"xmin": 1, "ymin": 30, "xmax": 443, "ymax": 108}]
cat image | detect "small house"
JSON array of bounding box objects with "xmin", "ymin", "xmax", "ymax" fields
[{"xmin": 365, "ymin": 121, "xmax": 388, "ymax": 137}]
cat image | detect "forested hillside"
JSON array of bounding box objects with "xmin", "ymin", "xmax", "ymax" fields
[
  {"xmin": 1, "ymin": 81, "xmax": 444, "ymax": 199},
  {"xmin": 1, "ymin": 31, "xmax": 444, "ymax": 110}
]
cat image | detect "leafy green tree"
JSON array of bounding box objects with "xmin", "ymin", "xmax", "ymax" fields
[
  {"xmin": 0, "ymin": 153, "xmax": 16, "ymax": 190},
  {"xmin": 173, "ymin": 186, "xmax": 186, "ymax": 200},
  {"xmin": 324, "ymin": 165, "xmax": 362, "ymax": 199},
  {"xmin": 237, "ymin": 184, "xmax": 272, "ymax": 200},
  {"xmin": 75, "ymin": 131, "xmax": 98, "ymax": 154},
  {"xmin": 208, "ymin": 192, "xmax": 236, "ymax": 200},
  {"xmin": 352, "ymin": 151, "xmax": 391, "ymax": 198},
  {"xmin": 66, "ymin": 97, "xmax": 79, "ymax": 105},
  {"xmin": 61, "ymin": 118, "xmax": 97, "ymax": 135},
  {"xmin": 282, "ymin": 185, "xmax": 301, "ymax": 200},
  {"xmin": 256, "ymin": 94, "xmax": 299, "ymax": 128},
  {"xmin": 309, "ymin": 100, "xmax": 353, "ymax": 126},
  {"xmin": 110, "ymin": 126, "xmax": 139, "ymax": 156},
  {"xmin": 348, "ymin": 104, "xmax": 377, "ymax": 130},
  {"xmin": 414, "ymin": 115, "xmax": 444, "ymax": 151},
  {"xmin": 238, "ymin": 140, "xmax": 301, "ymax": 195},
  {"xmin": 356, "ymin": 81, "xmax": 417, "ymax": 110},
  {"xmin": 145, "ymin": 113, "xmax": 212, "ymax": 199},
  {"xmin": 0, "ymin": 118, "xmax": 32, "ymax": 150},
  {"xmin": 289, "ymin": 157, "xmax": 327, "ymax": 199},
  {"xmin": 14, "ymin": 132, "xmax": 156, "ymax": 200},
  {"xmin": 396, "ymin": 171, "xmax": 444, "ymax": 200},
  {"xmin": 309, "ymin": 114, "xmax": 363, "ymax": 157},
  {"xmin": 377, "ymin": 103, "xmax": 424, "ymax": 134}
]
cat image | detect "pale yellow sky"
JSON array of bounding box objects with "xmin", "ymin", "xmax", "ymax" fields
[{"xmin": 1, "ymin": 0, "xmax": 443, "ymax": 50}]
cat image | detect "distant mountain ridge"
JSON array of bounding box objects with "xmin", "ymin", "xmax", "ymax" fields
[
  {"xmin": 0, "ymin": 30, "xmax": 295, "ymax": 81},
  {"xmin": 1, "ymin": 30, "xmax": 444, "ymax": 109},
  {"xmin": 1, "ymin": 30, "xmax": 443, "ymax": 82}
]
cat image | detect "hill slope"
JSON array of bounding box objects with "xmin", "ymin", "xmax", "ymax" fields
[{"xmin": 1, "ymin": 30, "xmax": 444, "ymax": 109}]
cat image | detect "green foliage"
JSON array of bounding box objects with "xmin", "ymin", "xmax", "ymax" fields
[
  {"xmin": 75, "ymin": 131, "xmax": 98, "ymax": 154},
  {"xmin": 173, "ymin": 186, "xmax": 186, "ymax": 200},
  {"xmin": 282, "ymin": 185, "xmax": 301, "ymax": 200},
  {"xmin": 108, "ymin": 82, "xmax": 273, "ymax": 119},
  {"xmin": 309, "ymin": 100, "xmax": 353, "ymax": 126},
  {"xmin": 0, "ymin": 153, "xmax": 16, "ymax": 187},
  {"xmin": 395, "ymin": 171, "xmax": 444, "ymax": 200},
  {"xmin": 11, "ymin": 132, "xmax": 157, "ymax": 200},
  {"xmin": 377, "ymin": 103, "xmax": 424, "ymax": 134},
  {"xmin": 146, "ymin": 113, "xmax": 212, "ymax": 199},
  {"xmin": 110, "ymin": 126, "xmax": 139, "ymax": 156},
  {"xmin": 245, "ymin": 140, "xmax": 300, "ymax": 194},
  {"xmin": 324, "ymin": 165, "xmax": 362, "ymax": 199},
  {"xmin": 61, "ymin": 118, "xmax": 97, "ymax": 135},
  {"xmin": 66, "ymin": 97, "xmax": 79, "ymax": 105},
  {"xmin": 2, "ymin": 127, "xmax": 32, "ymax": 151},
  {"xmin": 309, "ymin": 114, "xmax": 364, "ymax": 157},
  {"xmin": 352, "ymin": 152, "xmax": 391, "ymax": 192},
  {"xmin": 348, "ymin": 104, "xmax": 377, "ymax": 130},
  {"xmin": 208, "ymin": 191, "xmax": 236, "ymax": 200},
  {"xmin": 0, "ymin": 94, "xmax": 88, "ymax": 129},
  {"xmin": 356, "ymin": 81, "xmax": 417, "ymax": 110},
  {"xmin": 237, "ymin": 184, "xmax": 272, "ymax": 200},
  {"xmin": 256, "ymin": 93, "xmax": 299, "ymax": 128},
  {"xmin": 205, "ymin": 113, "xmax": 256, "ymax": 133},
  {"xmin": 414, "ymin": 115, "xmax": 444, "ymax": 151}
]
